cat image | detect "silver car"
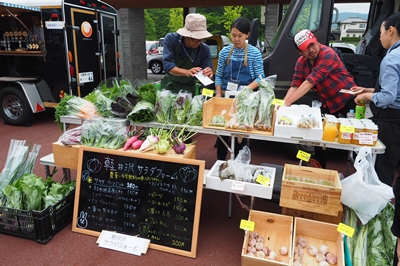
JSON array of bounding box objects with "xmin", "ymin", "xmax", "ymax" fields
[{"xmin": 146, "ymin": 52, "xmax": 164, "ymax": 74}]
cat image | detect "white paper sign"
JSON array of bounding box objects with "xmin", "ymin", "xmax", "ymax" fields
[
  {"xmin": 231, "ymin": 181, "xmax": 245, "ymax": 191},
  {"xmin": 45, "ymin": 21, "xmax": 65, "ymax": 29},
  {"xmin": 79, "ymin": 71, "xmax": 94, "ymax": 83},
  {"xmin": 98, "ymin": 231, "xmax": 150, "ymax": 256},
  {"xmin": 194, "ymin": 72, "xmax": 214, "ymax": 86}
]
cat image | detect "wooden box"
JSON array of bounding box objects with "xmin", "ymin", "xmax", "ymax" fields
[
  {"xmin": 52, "ymin": 142, "xmax": 196, "ymax": 170},
  {"xmin": 279, "ymin": 164, "xmax": 342, "ymax": 216},
  {"xmin": 202, "ymin": 97, "xmax": 274, "ymax": 135},
  {"xmin": 206, "ymin": 160, "xmax": 276, "ymax": 199},
  {"xmin": 292, "ymin": 217, "xmax": 344, "ymax": 266},
  {"xmin": 241, "ymin": 210, "xmax": 293, "ymax": 266},
  {"xmin": 281, "ymin": 203, "xmax": 343, "ymax": 225}
]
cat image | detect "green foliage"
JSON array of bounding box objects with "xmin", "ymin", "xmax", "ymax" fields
[
  {"xmin": 168, "ymin": 8, "xmax": 184, "ymax": 32},
  {"xmin": 144, "ymin": 10, "xmax": 157, "ymax": 40},
  {"xmin": 341, "ymin": 36, "xmax": 361, "ymax": 44},
  {"xmin": 145, "ymin": 6, "xmax": 262, "ymax": 38},
  {"xmin": 223, "ymin": 6, "xmax": 243, "ymax": 36}
]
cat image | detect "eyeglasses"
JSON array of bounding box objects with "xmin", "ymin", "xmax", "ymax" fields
[{"xmin": 190, "ymin": 38, "xmax": 203, "ymax": 43}]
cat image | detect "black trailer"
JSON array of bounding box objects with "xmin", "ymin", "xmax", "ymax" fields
[{"xmin": 0, "ymin": 0, "xmax": 120, "ymax": 126}]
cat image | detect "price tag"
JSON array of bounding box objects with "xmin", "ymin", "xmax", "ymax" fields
[
  {"xmin": 202, "ymin": 88, "xmax": 214, "ymax": 97},
  {"xmin": 337, "ymin": 223, "xmax": 355, "ymax": 237},
  {"xmin": 240, "ymin": 219, "xmax": 255, "ymax": 231},
  {"xmin": 296, "ymin": 150, "xmax": 311, "ymax": 162},
  {"xmin": 256, "ymin": 174, "xmax": 271, "ymax": 186},
  {"xmin": 98, "ymin": 230, "xmax": 150, "ymax": 255},
  {"xmin": 358, "ymin": 132, "xmax": 373, "ymax": 145},
  {"xmin": 79, "ymin": 71, "xmax": 94, "ymax": 83},
  {"xmin": 272, "ymin": 98, "xmax": 285, "ymax": 106},
  {"xmin": 340, "ymin": 125, "xmax": 355, "ymax": 133},
  {"xmin": 231, "ymin": 181, "xmax": 245, "ymax": 191}
]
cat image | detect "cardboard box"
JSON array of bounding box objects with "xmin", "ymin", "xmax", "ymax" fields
[
  {"xmin": 279, "ymin": 164, "xmax": 342, "ymax": 216},
  {"xmin": 293, "ymin": 217, "xmax": 345, "ymax": 266},
  {"xmin": 274, "ymin": 106, "xmax": 323, "ymax": 140},
  {"xmin": 241, "ymin": 210, "xmax": 293, "ymax": 266},
  {"xmin": 202, "ymin": 97, "xmax": 275, "ymax": 135},
  {"xmin": 281, "ymin": 203, "xmax": 343, "ymax": 225},
  {"xmin": 206, "ymin": 160, "xmax": 276, "ymax": 199},
  {"xmin": 52, "ymin": 142, "xmax": 196, "ymax": 170}
]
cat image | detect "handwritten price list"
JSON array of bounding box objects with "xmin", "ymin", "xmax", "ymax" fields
[{"xmin": 76, "ymin": 151, "xmax": 200, "ymax": 252}]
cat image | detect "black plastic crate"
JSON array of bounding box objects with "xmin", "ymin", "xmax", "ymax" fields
[{"xmin": 0, "ymin": 190, "xmax": 75, "ymax": 243}]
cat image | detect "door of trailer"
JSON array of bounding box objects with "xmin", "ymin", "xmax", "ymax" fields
[
  {"xmin": 99, "ymin": 13, "xmax": 118, "ymax": 79},
  {"xmin": 69, "ymin": 8, "xmax": 100, "ymax": 97}
]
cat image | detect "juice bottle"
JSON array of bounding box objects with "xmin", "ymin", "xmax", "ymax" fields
[
  {"xmin": 355, "ymin": 100, "xmax": 366, "ymax": 119},
  {"xmin": 322, "ymin": 121, "xmax": 338, "ymax": 142}
]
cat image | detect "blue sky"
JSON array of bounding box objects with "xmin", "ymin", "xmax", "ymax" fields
[{"xmin": 334, "ymin": 3, "xmax": 370, "ymax": 14}]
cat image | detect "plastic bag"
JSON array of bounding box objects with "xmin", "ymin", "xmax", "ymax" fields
[
  {"xmin": 340, "ymin": 147, "xmax": 394, "ymax": 224},
  {"xmin": 255, "ymin": 75, "xmax": 276, "ymax": 131}
]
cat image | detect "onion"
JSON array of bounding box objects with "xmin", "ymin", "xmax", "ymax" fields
[
  {"xmin": 320, "ymin": 244, "xmax": 329, "ymax": 255},
  {"xmin": 307, "ymin": 245, "xmax": 318, "ymax": 256},
  {"xmin": 255, "ymin": 250, "xmax": 266, "ymax": 258},
  {"xmin": 319, "ymin": 261, "xmax": 330, "ymax": 266},
  {"xmin": 297, "ymin": 237, "xmax": 308, "ymax": 248},
  {"xmin": 247, "ymin": 246, "xmax": 256, "ymax": 253},
  {"xmin": 279, "ymin": 246, "xmax": 288, "ymax": 255},
  {"xmin": 255, "ymin": 242, "xmax": 264, "ymax": 251},
  {"xmin": 268, "ymin": 251, "xmax": 277, "ymax": 260},
  {"xmin": 316, "ymin": 252, "xmax": 326, "ymax": 262},
  {"xmin": 325, "ymin": 252, "xmax": 338, "ymax": 265}
]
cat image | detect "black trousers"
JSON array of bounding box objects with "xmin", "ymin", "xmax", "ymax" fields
[{"xmin": 216, "ymin": 136, "xmax": 247, "ymax": 160}]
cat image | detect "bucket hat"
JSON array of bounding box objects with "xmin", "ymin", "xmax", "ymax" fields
[{"xmin": 176, "ymin": 13, "xmax": 212, "ymax": 39}]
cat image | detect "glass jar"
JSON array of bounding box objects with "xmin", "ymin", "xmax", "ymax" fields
[
  {"xmin": 338, "ymin": 121, "xmax": 353, "ymax": 144},
  {"xmin": 322, "ymin": 121, "xmax": 338, "ymax": 142},
  {"xmin": 351, "ymin": 121, "xmax": 365, "ymax": 145},
  {"xmin": 362, "ymin": 124, "xmax": 379, "ymax": 146}
]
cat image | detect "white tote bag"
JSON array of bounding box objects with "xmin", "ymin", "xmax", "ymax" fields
[{"xmin": 340, "ymin": 147, "xmax": 394, "ymax": 224}]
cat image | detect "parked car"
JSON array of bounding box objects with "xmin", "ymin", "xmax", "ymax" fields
[
  {"xmin": 146, "ymin": 35, "xmax": 231, "ymax": 75},
  {"xmin": 146, "ymin": 40, "xmax": 158, "ymax": 55},
  {"xmin": 147, "ymin": 52, "xmax": 164, "ymax": 74},
  {"xmin": 330, "ymin": 42, "xmax": 356, "ymax": 54}
]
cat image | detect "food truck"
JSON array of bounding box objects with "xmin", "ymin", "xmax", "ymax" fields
[{"xmin": 0, "ymin": 0, "xmax": 120, "ymax": 126}]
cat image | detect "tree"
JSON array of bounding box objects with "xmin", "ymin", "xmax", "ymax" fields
[
  {"xmin": 146, "ymin": 8, "xmax": 171, "ymax": 39},
  {"xmin": 144, "ymin": 10, "xmax": 157, "ymax": 40},
  {"xmin": 168, "ymin": 8, "xmax": 183, "ymax": 32},
  {"xmin": 223, "ymin": 6, "xmax": 243, "ymax": 36}
]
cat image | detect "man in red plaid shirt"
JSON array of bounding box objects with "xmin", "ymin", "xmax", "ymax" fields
[{"xmin": 284, "ymin": 29, "xmax": 356, "ymax": 168}]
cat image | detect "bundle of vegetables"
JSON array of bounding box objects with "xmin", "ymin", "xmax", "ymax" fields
[
  {"xmin": 155, "ymin": 89, "xmax": 175, "ymax": 123},
  {"xmin": 137, "ymin": 83, "xmax": 157, "ymax": 105},
  {"xmin": 0, "ymin": 140, "xmax": 41, "ymax": 199},
  {"xmin": 1, "ymin": 174, "xmax": 75, "ymax": 211},
  {"xmin": 343, "ymin": 203, "xmax": 396, "ymax": 266},
  {"xmin": 171, "ymin": 90, "xmax": 192, "ymax": 124},
  {"xmin": 54, "ymin": 93, "xmax": 75, "ymax": 130},
  {"xmin": 186, "ymin": 95, "xmax": 205, "ymax": 126},
  {"xmin": 65, "ymin": 96, "xmax": 101, "ymax": 120},
  {"xmin": 97, "ymin": 77, "xmax": 134, "ymax": 101},
  {"xmin": 58, "ymin": 125, "xmax": 82, "ymax": 145},
  {"xmin": 84, "ymin": 90, "xmax": 114, "ymax": 118},
  {"xmin": 80, "ymin": 119, "xmax": 127, "ymax": 149},
  {"xmin": 127, "ymin": 100, "xmax": 155, "ymax": 123},
  {"xmin": 110, "ymin": 95, "xmax": 137, "ymax": 118},
  {"xmin": 226, "ymin": 87, "xmax": 260, "ymax": 130},
  {"xmin": 255, "ymin": 76, "xmax": 276, "ymax": 131}
]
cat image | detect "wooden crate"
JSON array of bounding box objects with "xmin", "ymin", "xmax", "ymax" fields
[
  {"xmin": 52, "ymin": 142, "xmax": 196, "ymax": 170},
  {"xmin": 281, "ymin": 203, "xmax": 343, "ymax": 225},
  {"xmin": 241, "ymin": 210, "xmax": 293, "ymax": 266},
  {"xmin": 202, "ymin": 97, "xmax": 274, "ymax": 135},
  {"xmin": 293, "ymin": 217, "xmax": 345, "ymax": 266},
  {"xmin": 279, "ymin": 164, "xmax": 342, "ymax": 216}
]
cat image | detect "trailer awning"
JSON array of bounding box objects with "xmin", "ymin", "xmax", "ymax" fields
[{"xmin": 0, "ymin": 0, "xmax": 62, "ymax": 9}]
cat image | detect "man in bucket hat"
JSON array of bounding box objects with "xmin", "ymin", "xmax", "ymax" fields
[
  {"xmin": 161, "ymin": 13, "xmax": 214, "ymax": 95},
  {"xmin": 283, "ymin": 29, "xmax": 356, "ymax": 168}
]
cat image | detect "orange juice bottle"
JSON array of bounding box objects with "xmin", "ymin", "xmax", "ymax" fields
[{"xmin": 322, "ymin": 121, "xmax": 338, "ymax": 142}]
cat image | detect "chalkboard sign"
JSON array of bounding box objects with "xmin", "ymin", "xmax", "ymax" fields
[{"xmin": 72, "ymin": 146, "xmax": 205, "ymax": 258}]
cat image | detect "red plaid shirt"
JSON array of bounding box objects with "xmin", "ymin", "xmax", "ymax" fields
[{"xmin": 291, "ymin": 44, "xmax": 355, "ymax": 113}]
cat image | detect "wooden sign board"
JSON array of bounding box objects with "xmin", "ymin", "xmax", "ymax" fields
[{"xmin": 72, "ymin": 146, "xmax": 205, "ymax": 258}]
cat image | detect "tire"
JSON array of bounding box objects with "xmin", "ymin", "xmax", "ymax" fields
[
  {"xmin": 0, "ymin": 86, "xmax": 34, "ymax": 126},
  {"xmin": 150, "ymin": 61, "xmax": 163, "ymax": 74}
]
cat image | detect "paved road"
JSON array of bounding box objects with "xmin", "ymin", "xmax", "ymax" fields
[{"xmin": 147, "ymin": 69, "xmax": 164, "ymax": 82}]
